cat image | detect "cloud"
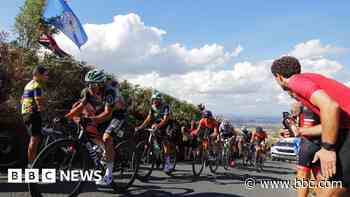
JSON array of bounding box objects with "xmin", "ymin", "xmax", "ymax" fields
[
  {"xmin": 54, "ymin": 13, "xmax": 347, "ymax": 116},
  {"xmin": 286, "ymin": 39, "xmax": 346, "ymax": 76},
  {"xmin": 124, "ymin": 39, "xmax": 346, "ymax": 115},
  {"xmin": 56, "ymin": 13, "xmax": 239, "ymax": 75},
  {"xmin": 289, "ymin": 39, "xmax": 346, "ymax": 59}
]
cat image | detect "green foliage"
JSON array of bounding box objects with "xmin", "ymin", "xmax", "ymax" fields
[
  {"xmin": 15, "ymin": 0, "xmax": 45, "ymax": 49},
  {"xmin": 3, "ymin": 0, "xmax": 200, "ymax": 130}
]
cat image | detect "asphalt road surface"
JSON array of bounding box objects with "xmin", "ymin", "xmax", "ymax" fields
[{"xmin": 0, "ymin": 160, "xmax": 297, "ymax": 197}]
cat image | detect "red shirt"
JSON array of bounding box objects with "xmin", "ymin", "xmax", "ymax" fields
[{"xmin": 288, "ymin": 73, "xmax": 350, "ymax": 128}]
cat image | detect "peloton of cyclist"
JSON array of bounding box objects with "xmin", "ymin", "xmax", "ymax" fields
[
  {"xmin": 64, "ymin": 69, "xmax": 127, "ymax": 186},
  {"xmin": 135, "ymin": 91, "xmax": 175, "ymax": 173}
]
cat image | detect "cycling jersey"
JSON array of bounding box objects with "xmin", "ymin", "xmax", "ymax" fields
[
  {"xmin": 300, "ymin": 106, "xmax": 320, "ymax": 128},
  {"xmin": 81, "ymin": 85, "xmax": 126, "ymax": 119},
  {"xmin": 21, "ymin": 80, "xmax": 45, "ymax": 114},
  {"xmin": 251, "ymin": 131, "xmax": 267, "ymax": 143},
  {"xmin": 199, "ymin": 118, "xmax": 218, "ymax": 132},
  {"xmin": 288, "ymin": 73, "xmax": 350, "ymax": 128},
  {"xmin": 149, "ymin": 104, "xmax": 171, "ymax": 124},
  {"xmin": 219, "ymin": 122, "xmax": 234, "ymax": 139}
]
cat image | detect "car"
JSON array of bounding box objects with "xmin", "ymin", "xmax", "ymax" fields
[{"xmin": 270, "ymin": 137, "xmax": 300, "ymax": 162}]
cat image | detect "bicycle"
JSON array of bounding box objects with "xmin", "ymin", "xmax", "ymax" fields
[
  {"xmin": 192, "ymin": 129, "xmax": 220, "ymax": 177},
  {"xmin": 29, "ymin": 119, "xmax": 140, "ymax": 197},
  {"xmin": 135, "ymin": 128, "xmax": 177, "ymax": 181}
]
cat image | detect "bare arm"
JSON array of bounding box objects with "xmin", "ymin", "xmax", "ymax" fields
[
  {"xmin": 138, "ymin": 114, "xmax": 152, "ymax": 129},
  {"xmin": 155, "ymin": 114, "xmax": 170, "ymax": 129},
  {"xmin": 310, "ymin": 90, "xmax": 340, "ymax": 144},
  {"xmin": 299, "ymin": 124, "xmax": 322, "ymax": 137},
  {"xmin": 90, "ymin": 106, "xmax": 113, "ymax": 124},
  {"xmin": 65, "ymin": 102, "xmax": 84, "ymax": 119}
]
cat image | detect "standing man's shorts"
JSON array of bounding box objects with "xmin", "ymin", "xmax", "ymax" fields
[{"xmin": 22, "ymin": 112, "xmax": 42, "ymax": 137}]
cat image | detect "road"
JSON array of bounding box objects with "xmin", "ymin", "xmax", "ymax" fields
[{"xmin": 0, "ymin": 160, "xmax": 297, "ymax": 197}]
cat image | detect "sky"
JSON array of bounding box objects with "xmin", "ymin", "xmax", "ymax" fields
[{"xmin": 2, "ymin": 0, "xmax": 350, "ymax": 117}]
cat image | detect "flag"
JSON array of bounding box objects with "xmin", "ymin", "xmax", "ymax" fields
[
  {"xmin": 38, "ymin": 32, "xmax": 69, "ymax": 58},
  {"xmin": 43, "ymin": 0, "xmax": 88, "ymax": 48}
]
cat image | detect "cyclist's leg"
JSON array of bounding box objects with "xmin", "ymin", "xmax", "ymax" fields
[
  {"xmin": 296, "ymin": 165, "xmax": 311, "ymax": 197},
  {"xmin": 297, "ymin": 137, "xmax": 321, "ymax": 197},
  {"xmin": 254, "ymin": 143, "xmax": 262, "ymax": 165},
  {"xmin": 97, "ymin": 118, "xmax": 124, "ymax": 185},
  {"xmin": 23, "ymin": 113, "xmax": 43, "ymax": 166}
]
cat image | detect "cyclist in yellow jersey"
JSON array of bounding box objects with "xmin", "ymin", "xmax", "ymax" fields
[{"xmin": 21, "ymin": 65, "xmax": 49, "ymax": 166}]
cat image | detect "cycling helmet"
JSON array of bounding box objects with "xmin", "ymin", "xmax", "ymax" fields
[
  {"xmin": 203, "ymin": 110, "xmax": 213, "ymax": 118},
  {"xmin": 151, "ymin": 91, "xmax": 162, "ymax": 101},
  {"xmin": 106, "ymin": 74, "xmax": 114, "ymax": 81},
  {"xmin": 241, "ymin": 126, "xmax": 249, "ymax": 134},
  {"xmin": 84, "ymin": 69, "xmax": 106, "ymax": 83},
  {"xmin": 256, "ymin": 126, "xmax": 263, "ymax": 133},
  {"xmin": 198, "ymin": 103, "xmax": 205, "ymax": 111}
]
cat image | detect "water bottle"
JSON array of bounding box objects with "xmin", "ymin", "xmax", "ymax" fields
[
  {"xmin": 86, "ymin": 141, "xmax": 99, "ymax": 166},
  {"xmin": 117, "ymin": 129, "xmax": 124, "ymax": 138}
]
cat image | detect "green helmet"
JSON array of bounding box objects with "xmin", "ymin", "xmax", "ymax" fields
[
  {"xmin": 106, "ymin": 74, "xmax": 114, "ymax": 81},
  {"xmin": 84, "ymin": 69, "xmax": 106, "ymax": 83}
]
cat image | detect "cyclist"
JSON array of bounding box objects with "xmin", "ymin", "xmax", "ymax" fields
[
  {"xmin": 219, "ymin": 120, "xmax": 235, "ymax": 139},
  {"xmin": 250, "ymin": 126, "xmax": 267, "ymax": 168},
  {"xmin": 271, "ymin": 56, "xmax": 350, "ymax": 196},
  {"xmin": 64, "ymin": 69, "xmax": 127, "ymax": 186},
  {"xmin": 285, "ymin": 103, "xmax": 322, "ymax": 197},
  {"xmin": 219, "ymin": 119, "xmax": 236, "ymax": 166},
  {"xmin": 181, "ymin": 125, "xmax": 192, "ymax": 161},
  {"xmin": 238, "ymin": 127, "xmax": 252, "ymax": 159},
  {"xmin": 135, "ymin": 91, "xmax": 175, "ymax": 173},
  {"xmin": 191, "ymin": 110, "xmax": 220, "ymax": 160},
  {"xmin": 21, "ymin": 65, "xmax": 49, "ymax": 167}
]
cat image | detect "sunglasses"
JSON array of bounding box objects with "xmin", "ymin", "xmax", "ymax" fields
[{"xmin": 88, "ymin": 83, "xmax": 102, "ymax": 88}]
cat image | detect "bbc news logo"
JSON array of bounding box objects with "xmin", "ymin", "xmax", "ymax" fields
[{"xmin": 8, "ymin": 169, "xmax": 103, "ymax": 183}]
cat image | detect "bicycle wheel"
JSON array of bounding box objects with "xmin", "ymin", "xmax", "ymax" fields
[
  {"xmin": 192, "ymin": 149, "xmax": 205, "ymax": 177},
  {"xmin": 111, "ymin": 140, "xmax": 139, "ymax": 192},
  {"xmin": 208, "ymin": 151, "xmax": 219, "ymax": 174},
  {"xmin": 29, "ymin": 139, "xmax": 87, "ymax": 197},
  {"xmin": 136, "ymin": 141, "xmax": 155, "ymax": 181},
  {"xmin": 222, "ymin": 151, "xmax": 229, "ymax": 170}
]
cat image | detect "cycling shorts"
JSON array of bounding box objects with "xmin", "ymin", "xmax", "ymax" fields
[{"xmin": 298, "ymin": 137, "xmax": 321, "ymax": 171}]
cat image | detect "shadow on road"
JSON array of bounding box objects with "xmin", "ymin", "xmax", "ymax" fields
[{"xmin": 0, "ymin": 183, "xmax": 27, "ymax": 193}]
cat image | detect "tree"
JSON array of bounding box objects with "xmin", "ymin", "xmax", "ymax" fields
[{"xmin": 14, "ymin": 0, "xmax": 45, "ymax": 49}]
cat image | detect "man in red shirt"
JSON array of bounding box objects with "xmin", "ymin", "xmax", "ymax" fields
[{"xmin": 271, "ymin": 56, "xmax": 350, "ymax": 196}]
